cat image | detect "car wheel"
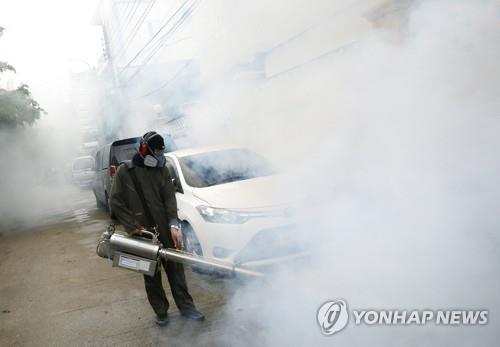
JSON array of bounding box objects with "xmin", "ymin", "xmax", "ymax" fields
[
  {"xmin": 182, "ymin": 222, "xmax": 203, "ymax": 256},
  {"xmin": 104, "ymin": 191, "xmax": 110, "ymax": 214},
  {"xmin": 94, "ymin": 191, "xmax": 104, "ymax": 209},
  {"xmin": 181, "ymin": 222, "xmax": 209, "ymax": 274}
]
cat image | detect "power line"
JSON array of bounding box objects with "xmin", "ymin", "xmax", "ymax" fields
[
  {"xmin": 107, "ymin": 0, "xmax": 140, "ymax": 55},
  {"xmin": 114, "ymin": 0, "xmax": 157, "ymax": 62},
  {"xmin": 119, "ymin": 0, "xmax": 192, "ymax": 72},
  {"xmin": 122, "ymin": 0, "xmax": 197, "ymax": 75},
  {"xmin": 119, "ymin": 0, "xmax": 134, "ymax": 28},
  {"xmin": 140, "ymin": 0, "xmax": 200, "ymax": 58},
  {"xmin": 121, "ymin": 0, "xmax": 140, "ymax": 28},
  {"xmin": 123, "ymin": 0, "xmax": 201, "ymax": 84},
  {"xmin": 116, "ymin": 0, "xmax": 157, "ymax": 60},
  {"xmin": 140, "ymin": 61, "xmax": 193, "ymax": 97},
  {"xmin": 267, "ymin": 40, "xmax": 360, "ymax": 80}
]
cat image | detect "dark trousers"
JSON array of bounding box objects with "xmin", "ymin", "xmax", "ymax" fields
[{"xmin": 144, "ymin": 258, "xmax": 195, "ymax": 316}]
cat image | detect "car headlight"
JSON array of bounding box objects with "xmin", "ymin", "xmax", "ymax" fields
[{"xmin": 196, "ymin": 205, "xmax": 249, "ymax": 224}]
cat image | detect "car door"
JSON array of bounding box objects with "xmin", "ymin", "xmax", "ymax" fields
[
  {"xmin": 102, "ymin": 144, "xmax": 111, "ymax": 199},
  {"xmin": 97, "ymin": 145, "xmax": 109, "ymax": 202}
]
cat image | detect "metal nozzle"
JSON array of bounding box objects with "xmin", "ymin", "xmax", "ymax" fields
[
  {"xmin": 97, "ymin": 225, "xmax": 265, "ymax": 278},
  {"xmin": 159, "ymin": 248, "xmax": 265, "ymax": 278}
]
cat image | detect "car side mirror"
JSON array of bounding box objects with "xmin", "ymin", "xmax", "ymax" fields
[{"xmin": 172, "ymin": 178, "xmax": 183, "ymax": 194}]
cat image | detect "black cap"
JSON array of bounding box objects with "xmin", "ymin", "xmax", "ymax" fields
[{"xmin": 143, "ymin": 131, "xmax": 165, "ymax": 150}]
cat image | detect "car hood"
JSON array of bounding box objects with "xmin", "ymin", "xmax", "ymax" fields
[{"xmin": 192, "ymin": 175, "xmax": 288, "ymax": 209}]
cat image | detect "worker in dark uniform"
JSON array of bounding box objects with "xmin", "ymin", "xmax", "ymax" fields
[{"xmin": 109, "ymin": 131, "xmax": 204, "ymax": 326}]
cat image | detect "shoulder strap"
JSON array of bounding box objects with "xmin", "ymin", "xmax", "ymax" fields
[{"xmin": 128, "ymin": 167, "xmax": 157, "ymax": 229}]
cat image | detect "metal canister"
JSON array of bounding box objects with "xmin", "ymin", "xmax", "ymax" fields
[{"xmin": 109, "ymin": 233, "xmax": 160, "ymax": 260}]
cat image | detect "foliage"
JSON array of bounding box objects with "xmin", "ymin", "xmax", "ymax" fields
[
  {"xmin": 0, "ymin": 61, "xmax": 16, "ymax": 74},
  {"xmin": 0, "ymin": 61, "xmax": 45, "ymax": 128}
]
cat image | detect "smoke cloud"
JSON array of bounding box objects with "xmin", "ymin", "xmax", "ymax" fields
[
  {"xmin": 0, "ymin": 0, "xmax": 101, "ymax": 232},
  {"xmin": 174, "ymin": 0, "xmax": 500, "ymax": 345},
  {"xmin": 0, "ymin": 110, "xmax": 87, "ymax": 231},
  {"xmin": 1, "ymin": 0, "xmax": 498, "ymax": 344}
]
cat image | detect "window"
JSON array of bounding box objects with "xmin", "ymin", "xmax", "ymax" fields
[
  {"xmin": 95, "ymin": 151, "xmax": 102, "ymax": 170},
  {"xmin": 110, "ymin": 143, "xmax": 139, "ymax": 166},
  {"xmin": 102, "ymin": 145, "xmax": 111, "ymax": 169},
  {"xmin": 179, "ymin": 149, "xmax": 273, "ymax": 188},
  {"xmin": 73, "ymin": 157, "xmax": 94, "ymax": 171}
]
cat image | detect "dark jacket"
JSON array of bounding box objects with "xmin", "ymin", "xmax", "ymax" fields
[{"xmin": 109, "ymin": 153, "xmax": 179, "ymax": 246}]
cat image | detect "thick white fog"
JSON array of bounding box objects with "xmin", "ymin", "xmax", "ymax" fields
[
  {"xmin": 0, "ymin": 0, "xmax": 100, "ymax": 230},
  {"xmin": 0, "ymin": 0, "xmax": 498, "ymax": 345},
  {"xmin": 177, "ymin": 0, "xmax": 500, "ymax": 345}
]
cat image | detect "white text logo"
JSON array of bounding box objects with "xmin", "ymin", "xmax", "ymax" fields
[
  {"xmin": 317, "ymin": 299, "xmax": 349, "ymax": 335},
  {"xmin": 317, "ymin": 299, "xmax": 488, "ymax": 336}
]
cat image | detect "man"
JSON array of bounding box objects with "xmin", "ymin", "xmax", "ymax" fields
[{"xmin": 109, "ymin": 131, "xmax": 204, "ymax": 326}]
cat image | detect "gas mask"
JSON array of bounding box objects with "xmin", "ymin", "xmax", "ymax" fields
[
  {"xmin": 140, "ymin": 131, "xmax": 166, "ymax": 168},
  {"xmin": 144, "ymin": 151, "xmax": 166, "ymax": 168}
]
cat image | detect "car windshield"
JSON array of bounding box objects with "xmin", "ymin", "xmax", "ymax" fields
[
  {"xmin": 73, "ymin": 158, "xmax": 93, "ymax": 171},
  {"xmin": 179, "ymin": 149, "xmax": 273, "ymax": 188},
  {"xmin": 110, "ymin": 141, "xmax": 139, "ymax": 166}
]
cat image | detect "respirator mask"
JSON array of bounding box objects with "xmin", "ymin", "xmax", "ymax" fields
[
  {"xmin": 140, "ymin": 131, "xmax": 166, "ymax": 168},
  {"xmin": 144, "ymin": 150, "xmax": 166, "ymax": 168}
]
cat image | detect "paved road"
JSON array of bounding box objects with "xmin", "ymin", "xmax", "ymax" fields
[{"xmin": 0, "ymin": 189, "xmax": 263, "ymax": 346}]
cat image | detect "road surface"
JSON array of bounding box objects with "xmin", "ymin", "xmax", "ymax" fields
[{"xmin": 0, "ymin": 189, "xmax": 262, "ymax": 346}]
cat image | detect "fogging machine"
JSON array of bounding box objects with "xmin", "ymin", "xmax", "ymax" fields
[{"xmin": 96, "ymin": 224, "xmax": 264, "ymax": 278}]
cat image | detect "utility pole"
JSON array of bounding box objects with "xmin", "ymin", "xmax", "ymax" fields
[
  {"xmin": 96, "ymin": 4, "xmax": 129, "ymax": 141},
  {"xmin": 101, "ymin": 24, "xmax": 122, "ymax": 95}
]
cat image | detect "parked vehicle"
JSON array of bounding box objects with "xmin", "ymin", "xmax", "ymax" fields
[
  {"xmin": 164, "ymin": 146, "xmax": 307, "ymax": 269},
  {"xmin": 93, "ymin": 137, "xmax": 137, "ymax": 210},
  {"xmin": 92, "ymin": 134, "xmax": 176, "ymax": 210},
  {"xmin": 71, "ymin": 155, "xmax": 95, "ymax": 188}
]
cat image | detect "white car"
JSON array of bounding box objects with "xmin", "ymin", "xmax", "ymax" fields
[
  {"xmin": 164, "ymin": 146, "xmax": 307, "ymax": 269},
  {"xmin": 71, "ymin": 155, "xmax": 95, "ymax": 188}
]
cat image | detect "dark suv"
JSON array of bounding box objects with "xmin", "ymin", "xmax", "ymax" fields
[{"xmin": 92, "ymin": 135, "xmax": 176, "ymax": 210}]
